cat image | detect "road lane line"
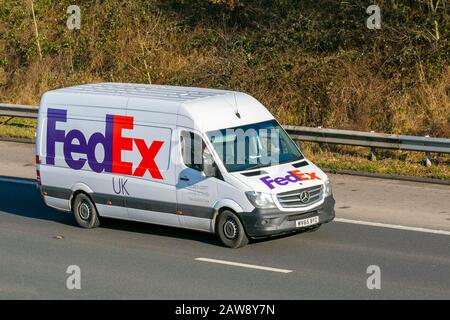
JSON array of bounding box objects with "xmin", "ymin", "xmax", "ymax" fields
[
  {"xmin": 335, "ymin": 218, "xmax": 450, "ymax": 236},
  {"xmin": 195, "ymin": 257, "xmax": 293, "ymax": 273},
  {"xmin": 0, "ymin": 176, "xmax": 36, "ymax": 186}
]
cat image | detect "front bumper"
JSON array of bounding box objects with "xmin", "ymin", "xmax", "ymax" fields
[{"xmin": 239, "ymin": 195, "xmax": 335, "ymax": 238}]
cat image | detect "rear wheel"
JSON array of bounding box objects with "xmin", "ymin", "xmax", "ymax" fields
[
  {"xmin": 217, "ymin": 210, "xmax": 249, "ymax": 248},
  {"xmin": 72, "ymin": 193, "xmax": 100, "ymax": 229}
]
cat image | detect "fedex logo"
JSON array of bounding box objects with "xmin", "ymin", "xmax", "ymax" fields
[
  {"xmin": 260, "ymin": 170, "xmax": 320, "ymax": 190},
  {"xmin": 46, "ymin": 108, "xmax": 164, "ymax": 179}
]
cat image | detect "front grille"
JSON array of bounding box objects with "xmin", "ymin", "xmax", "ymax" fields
[{"xmin": 277, "ymin": 185, "xmax": 323, "ymax": 208}]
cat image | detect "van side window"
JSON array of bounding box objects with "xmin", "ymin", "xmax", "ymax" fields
[{"xmin": 180, "ymin": 131, "xmax": 204, "ymax": 171}]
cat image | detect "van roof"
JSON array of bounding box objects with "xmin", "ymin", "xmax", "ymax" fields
[
  {"xmin": 55, "ymin": 82, "xmax": 232, "ymax": 103},
  {"xmin": 43, "ymin": 83, "xmax": 274, "ymax": 131}
]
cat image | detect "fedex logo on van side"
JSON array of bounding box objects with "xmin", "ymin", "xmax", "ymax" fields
[
  {"xmin": 46, "ymin": 108, "xmax": 164, "ymax": 179},
  {"xmin": 260, "ymin": 170, "xmax": 320, "ymax": 190}
]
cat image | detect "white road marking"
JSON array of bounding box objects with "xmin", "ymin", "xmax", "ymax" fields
[
  {"xmin": 0, "ymin": 176, "xmax": 36, "ymax": 186},
  {"xmin": 335, "ymin": 218, "xmax": 450, "ymax": 236},
  {"xmin": 195, "ymin": 257, "xmax": 293, "ymax": 273}
]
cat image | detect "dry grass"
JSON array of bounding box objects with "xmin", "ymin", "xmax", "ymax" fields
[
  {"xmin": 0, "ymin": 1, "xmax": 448, "ymax": 139},
  {"xmin": 0, "ymin": 117, "xmax": 35, "ymax": 140},
  {"xmin": 390, "ymin": 65, "xmax": 450, "ymax": 137},
  {"xmin": 302, "ymin": 143, "xmax": 450, "ymax": 181}
]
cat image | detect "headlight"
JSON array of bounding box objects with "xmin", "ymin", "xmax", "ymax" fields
[
  {"xmin": 324, "ymin": 179, "xmax": 332, "ymax": 196},
  {"xmin": 245, "ymin": 191, "xmax": 276, "ymax": 208}
]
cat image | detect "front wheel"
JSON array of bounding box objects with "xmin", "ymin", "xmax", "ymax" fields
[
  {"xmin": 217, "ymin": 210, "xmax": 249, "ymax": 248},
  {"xmin": 72, "ymin": 193, "xmax": 100, "ymax": 229}
]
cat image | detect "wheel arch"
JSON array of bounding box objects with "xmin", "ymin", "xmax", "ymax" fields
[
  {"xmin": 69, "ymin": 183, "xmax": 94, "ymax": 211},
  {"xmin": 211, "ymin": 199, "xmax": 244, "ymax": 234}
]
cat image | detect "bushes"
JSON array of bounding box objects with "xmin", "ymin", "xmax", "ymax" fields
[{"xmin": 0, "ymin": 0, "xmax": 448, "ymax": 136}]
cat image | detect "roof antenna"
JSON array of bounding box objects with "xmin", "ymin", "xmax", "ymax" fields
[{"xmin": 233, "ymin": 93, "xmax": 241, "ymax": 118}]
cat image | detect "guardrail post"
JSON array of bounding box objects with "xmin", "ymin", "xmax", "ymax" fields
[
  {"xmin": 369, "ymin": 131, "xmax": 376, "ymax": 161},
  {"xmin": 425, "ymin": 152, "xmax": 432, "ymax": 167},
  {"xmin": 424, "ymin": 135, "xmax": 432, "ymax": 167},
  {"xmin": 370, "ymin": 147, "xmax": 377, "ymax": 161},
  {"xmin": 295, "ymin": 140, "xmax": 303, "ymax": 150},
  {"xmin": 317, "ymin": 126, "xmax": 325, "ymax": 151}
]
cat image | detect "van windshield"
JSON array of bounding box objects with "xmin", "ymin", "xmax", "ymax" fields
[{"xmin": 206, "ymin": 120, "xmax": 303, "ymax": 173}]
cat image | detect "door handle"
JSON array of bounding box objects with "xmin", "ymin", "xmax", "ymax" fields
[{"xmin": 180, "ymin": 176, "xmax": 189, "ymax": 181}]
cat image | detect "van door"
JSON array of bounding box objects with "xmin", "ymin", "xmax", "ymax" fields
[{"xmin": 176, "ymin": 128, "xmax": 218, "ymax": 232}]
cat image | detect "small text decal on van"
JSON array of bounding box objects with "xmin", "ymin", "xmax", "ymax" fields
[
  {"xmin": 46, "ymin": 108, "xmax": 164, "ymax": 179},
  {"xmin": 260, "ymin": 170, "xmax": 320, "ymax": 190}
]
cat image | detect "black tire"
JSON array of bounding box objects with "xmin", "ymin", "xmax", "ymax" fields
[
  {"xmin": 217, "ymin": 210, "xmax": 249, "ymax": 248},
  {"xmin": 72, "ymin": 193, "xmax": 100, "ymax": 229}
]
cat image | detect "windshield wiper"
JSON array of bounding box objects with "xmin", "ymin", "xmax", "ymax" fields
[
  {"xmin": 242, "ymin": 163, "xmax": 271, "ymax": 171},
  {"xmin": 278, "ymin": 156, "xmax": 303, "ymax": 165}
]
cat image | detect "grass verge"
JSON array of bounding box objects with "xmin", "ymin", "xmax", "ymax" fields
[
  {"xmin": 0, "ymin": 117, "xmax": 36, "ymax": 140},
  {"xmin": 0, "ymin": 119, "xmax": 448, "ymax": 181},
  {"xmin": 303, "ymin": 143, "xmax": 450, "ymax": 181}
]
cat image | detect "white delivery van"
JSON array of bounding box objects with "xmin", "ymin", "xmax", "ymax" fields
[{"xmin": 36, "ymin": 83, "xmax": 334, "ymax": 248}]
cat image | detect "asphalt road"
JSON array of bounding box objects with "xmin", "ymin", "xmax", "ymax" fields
[{"xmin": 0, "ymin": 178, "xmax": 449, "ymax": 299}]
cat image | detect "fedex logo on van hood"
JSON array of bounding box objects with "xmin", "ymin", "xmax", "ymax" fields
[
  {"xmin": 260, "ymin": 170, "xmax": 320, "ymax": 190},
  {"xmin": 46, "ymin": 108, "xmax": 164, "ymax": 179}
]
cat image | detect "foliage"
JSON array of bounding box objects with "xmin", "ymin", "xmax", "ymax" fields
[{"xmin": 0, "ymin": 0, "xmax": 448, "ymax": 136}]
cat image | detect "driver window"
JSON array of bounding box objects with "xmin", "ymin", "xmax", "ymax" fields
[{"xmin": 180, "ymin": 130, "xmax": 204, "ymax": 171}]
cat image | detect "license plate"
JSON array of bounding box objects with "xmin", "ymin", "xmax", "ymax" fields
[{"xmin": 296, "ymin": 216, "xmax": 319, "ymax": 228}]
